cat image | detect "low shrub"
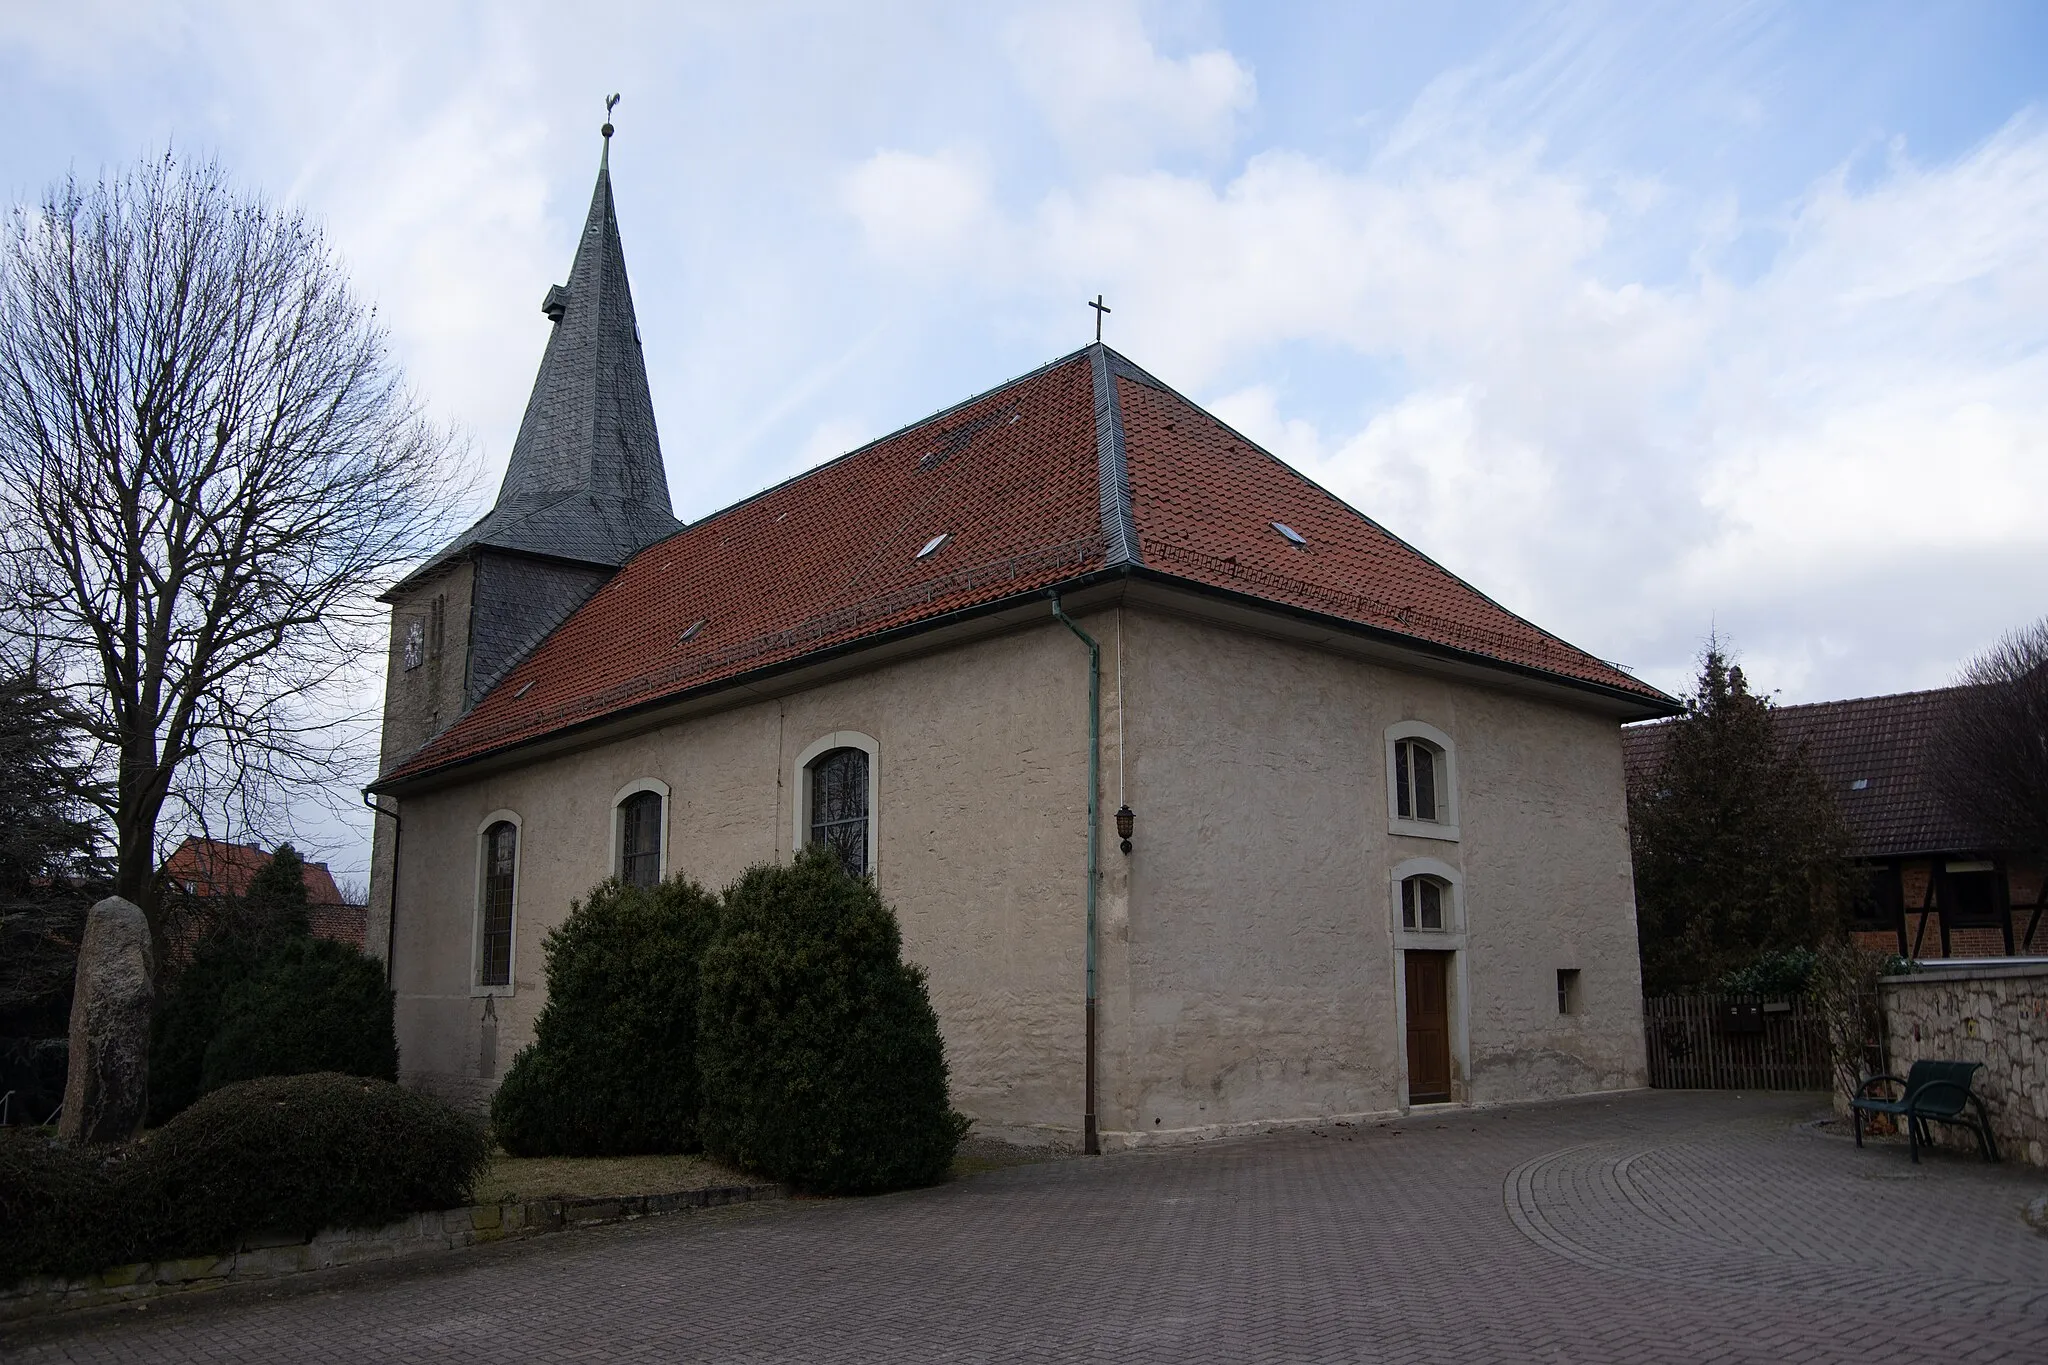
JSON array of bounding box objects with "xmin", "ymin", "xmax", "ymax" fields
[
  {"xmin": 199, "ymin": 937, "xmax": 397, "ymax": 1096},
  {"xmin": 0, "ymin": 1074, "xmax": 487, "ymax": 1284},
  {"xmin": 698, "ymin": 847, "xmax": 969, "ymax": 1195},
  {"xmin": 0, "ymin": 1128, "xmax": 162, "ymax": 1283},
  {"xmin": 492, "ymin": 877, "xmax": 721, "ymax": 1156},
  {"xmin": 148, "ymin": 1073, "xmax": 491, "ymax": 1249},
  {"xmin": 1714, "ymin": 948, "xmax": 1819, "ymax": 997}
]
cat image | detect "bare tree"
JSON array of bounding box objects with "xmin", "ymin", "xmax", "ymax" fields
[
  {"xmin": 0, "ymin": 151, "xmax": 459, "ymax": 948},
  {"xmin": 1935, "ymin": 617, "xmax": 2048, "ymax": 869}
]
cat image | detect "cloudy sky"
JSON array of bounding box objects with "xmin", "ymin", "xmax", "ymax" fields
[{"xmin": 5, "ymin": 1, "xmax": 2046, "ymax": 880}]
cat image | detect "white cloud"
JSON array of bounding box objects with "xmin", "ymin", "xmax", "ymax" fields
[
  {"xmin": 1002, "ymin": 1, "xmax": 1253, "ymax": 166},
  {"xmin": 840, "ymin": 146, "xmax": 996, "ymax": 267},
  {"xmin": 845, "ymin": 108, "xmax": 2048, "ymax": 702}
]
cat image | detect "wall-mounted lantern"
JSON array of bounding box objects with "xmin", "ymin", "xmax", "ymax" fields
[{"xmin": 1115, "ymin": 804, "xmax": 1134, "ymax": 855}]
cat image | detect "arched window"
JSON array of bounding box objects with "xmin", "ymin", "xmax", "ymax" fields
[
  {"xmin": 1394, "ymin": 737, "xmax": 1441, "ymax": 822},
  {"xmin": 479, "ymin": 820, "xmax": 518, "ymax": 987},
  {"xmin": 618, "ymin": 790, "xmax": 663, "ymax": 888},
  {"xmin": 1401, "ymin": 874, "xmax": 1450, "ymax": 932},
  {"xmin": 808, "ymin": 747, "xmax": 870, "ymax": 877},
  {"xmin": 1386, "ymin": 721, "xmax": 1460, "ymax": 841}
]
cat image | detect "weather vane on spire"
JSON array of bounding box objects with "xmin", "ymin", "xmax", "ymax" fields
[
  {"xmin": 1089, "ymin": 293, "xmax": 1111, "ymax": 342},
  {"xmin": 600, "ymin": 93, "xmax": 621, "ymax": 169}
]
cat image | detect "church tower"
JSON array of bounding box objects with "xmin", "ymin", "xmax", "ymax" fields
[{"xmin": 366, "ymin": 117, "xmax": 678, "ymax": 961}]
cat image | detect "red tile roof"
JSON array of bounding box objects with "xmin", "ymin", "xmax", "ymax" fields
[
  {"xmin": 1622, "ymin": 687, "xmax": 1996, "ymax": 859},
  {"xmin": 382, "ymin": 346, "xmax": 1671, "ymax": 786},
  {"xmin": 159, "ymin": 838, "xmax": 367, "ymax": 952},
  {"xmin": 161, "ymin": 837, "xmax": 349, "ymax": 905}
]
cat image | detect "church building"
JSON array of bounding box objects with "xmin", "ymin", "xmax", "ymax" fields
[{"xmin": 366, "ymin": 132, "xmax": 1679, "ymax": 1149}]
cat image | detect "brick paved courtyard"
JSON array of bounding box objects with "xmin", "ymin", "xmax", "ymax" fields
[{"xmin": 10, "ymin": 1090, "xmax": 2047, "ymax": 1363}]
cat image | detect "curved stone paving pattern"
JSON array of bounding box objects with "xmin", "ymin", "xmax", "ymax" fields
[
  {"xmin": 10, "ymin": 1092, "xmax": 2047, "ymax": 1363},
  {"xmin": 1508, "ymin": 1129, "xmax": 2048, "ymax": 1316}
]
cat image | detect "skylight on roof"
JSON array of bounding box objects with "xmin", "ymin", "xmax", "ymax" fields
[
  {"xmin": 680, "ymin": 618, "xmax": 707, "ymax": 643},
  {"xmin": 1272, "ymin": 521, "xmax": 1307, "ymax": 547},
  {"xmin": 916, "ymin": 532, "xmax": 951, "ymax": 560},
  {"xmin": 1850, "ymin": 778, "xmax": 1869, "ymax": 790},
  {"xmin": 513, "ymin": 681, "xmax": 534, "ymax": 699}
]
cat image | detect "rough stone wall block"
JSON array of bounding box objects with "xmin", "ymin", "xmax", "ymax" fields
[{"xmin": 57, "ymin": 896, "xmax": 155, "ymax": 1143}]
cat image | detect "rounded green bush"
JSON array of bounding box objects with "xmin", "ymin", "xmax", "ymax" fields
[
  {"xmin": 0, "ymin": 1128, "xmax": 162, "ymax": 1283},
  {"xmin": 698, "ymin": 846, "xmax": 969, "ymax": 1194},
  {"xmin": 198, "ymin": 937, "xmax": 398, "ymax": 1096},
  {"xmin": 491, "ymin": 876, "xmax": 722, "ymax": 1156},
  {"xmin": 148, "ymin": 1072, "xmax": 490, "ymax": 1249}
]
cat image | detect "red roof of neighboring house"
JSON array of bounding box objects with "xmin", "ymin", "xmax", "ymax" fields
[
  {"xmin": 382, "ymin": 346, "xmax": 1672, "ymax": 786},
  {"xmin": 161, "ymin": 837, "xmax": 349, "ymax": 906},
  {"xmin": 1621, "ymin": 687, "xmax": 1996, "ymax": 860}
]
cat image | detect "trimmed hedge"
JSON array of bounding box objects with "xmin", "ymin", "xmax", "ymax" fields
[
  {"xmin": 0, "ymin": 1128, "xmax": 160, "ymax": 1283},
  {"xmin": 491, "ymin": 877, "xmax": 721, "ymax": 1156},
  {"xmin": 149, "ymin": 1073, "xmax": 490, "ymax": 1247},
  {"xmin": 698, "ymin": 847, "xmax": 969, "ymax": 1194},
  {"xmin": 200, "ymin": 937, "xmax": 398, "ymax": 1095},
  {"xmin": 0, "ymin": 1074, "xmax": 488, "ymax": 1284}
]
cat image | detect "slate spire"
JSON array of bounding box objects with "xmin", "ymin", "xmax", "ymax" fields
[{"xmin": 440, "ymin": 127, "xmax": 680, "ymax": 568}]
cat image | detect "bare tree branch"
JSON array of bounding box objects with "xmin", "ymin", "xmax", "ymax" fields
[
  {"xmin": 0, "ymin": 151, "xmax": 463, "ymax": 945},
  {"xmin": 1934, "ymin": 617, "xmax": 2048, "ymax": 865}
]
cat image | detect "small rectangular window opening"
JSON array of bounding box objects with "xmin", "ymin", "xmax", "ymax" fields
[
  {"xmin": 1557, "ymin": 969, "xmax": 1581, "ymax": 1015},
  {"xmin": 916, "ymin": 532, "xmax": 951, "ymax": 560},
  {"xmin": 1272, "ymin": 521, "xmax": 1307, "ymax": 547}
]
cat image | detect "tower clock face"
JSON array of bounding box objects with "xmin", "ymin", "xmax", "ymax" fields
[{"xmin": 403, "ymin": 618, "xmax": 425, "ymax": 670}]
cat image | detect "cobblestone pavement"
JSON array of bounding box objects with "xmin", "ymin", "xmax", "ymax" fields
[{"xmin": 12, "ymin": 1090, "xmax": 2048, "ymax": 1363}]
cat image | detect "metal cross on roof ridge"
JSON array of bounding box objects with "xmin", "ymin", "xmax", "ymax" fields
[{"xmin": 1089, "ymin": 294, "xmax": 1111, "ymax": 341}]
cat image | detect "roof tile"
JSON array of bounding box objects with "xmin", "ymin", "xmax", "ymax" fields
[{"xmin": 384, "ymin": 346, "xmax": 1669, "ymax": 785}]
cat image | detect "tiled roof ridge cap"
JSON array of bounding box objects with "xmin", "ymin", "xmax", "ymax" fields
[
  {"xmin": 1102, "ymin": 356, "xmax": 1657, "ymax": 698},
  {"xmin": 1769, "ymin": 684, "xmax": 1973, "ymax": 714},
  {"xmin": 1089, "ymin": 345, "xmax": 1139, "ymax": 565}
]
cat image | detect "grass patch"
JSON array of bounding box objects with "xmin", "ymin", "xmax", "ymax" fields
[{"xmin": 477, "ymin": 1152, "xmax": 761, "ymax": 1204}]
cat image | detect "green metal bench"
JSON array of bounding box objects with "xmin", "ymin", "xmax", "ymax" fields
[{"xmin": 1849, "ymin": 1060, "xmax": 2000, "ymax": 1164}]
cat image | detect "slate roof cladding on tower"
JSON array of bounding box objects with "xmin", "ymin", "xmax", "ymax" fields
[
  {"xmin": 379, "ymin": 343, "xmax": 1672, "ymax": 787},
  {"xmin": 419, "ymin": 139, "xmax": 679, "ymax": 576}
]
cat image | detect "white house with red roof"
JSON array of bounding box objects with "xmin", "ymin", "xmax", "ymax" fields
[{"xmin": 367, "ymin": 131, "xmax": 1679, "ymax": 1145}]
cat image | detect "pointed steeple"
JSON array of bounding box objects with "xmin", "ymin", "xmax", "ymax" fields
[{"xmin": 439, "ymin": 121, "xmax": 680, "ymax": 569}]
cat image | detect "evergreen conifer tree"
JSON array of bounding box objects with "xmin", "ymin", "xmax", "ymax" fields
[{"xmin": 1629, "ymin": 644, "xmax": 1850, "ymax": 993}]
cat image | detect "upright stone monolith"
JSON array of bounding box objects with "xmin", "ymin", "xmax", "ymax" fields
[{"xmin": 58, "ymin": 896, "xmax": 155, "ymax": 1143}]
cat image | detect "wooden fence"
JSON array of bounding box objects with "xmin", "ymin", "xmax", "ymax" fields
[{"xmin": 1642, "ymin": 994, "xmax": 1834, "ymax": 1091}]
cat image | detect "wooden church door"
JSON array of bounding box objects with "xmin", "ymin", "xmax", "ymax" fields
[{"xmin": 1405, "ymin": 951, "xmax": 1453, "ymax": 1104}]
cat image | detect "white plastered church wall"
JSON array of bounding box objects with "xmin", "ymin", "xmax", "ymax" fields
[{"xmin": 386, "ymin": 603, "xmax": 1646, "ymax": 1137}]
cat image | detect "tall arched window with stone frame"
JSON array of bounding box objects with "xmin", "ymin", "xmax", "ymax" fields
[
  {"xmin": 794, "ymin": 732, "xmax": 879, "ymax": 879},
  {"xmin": 474, "ymin": 812, "xmax": 522, "ymax": 992},
  {"xmin": 1385, "ymin": 720, "xmax": 1461, "ymax": 841},
  {"xmin": 611, "ymin": 779, "xmax": 670, "ymax": 889}
]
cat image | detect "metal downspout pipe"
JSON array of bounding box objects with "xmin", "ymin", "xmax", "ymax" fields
[{"xmin": 1048, "ymin": 591, "xmax": 1101, "ymax": 1155}]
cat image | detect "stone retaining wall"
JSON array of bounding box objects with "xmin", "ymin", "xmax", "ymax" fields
[
  {"xmin": 1880, "ymin": 960, "xmax": 2048, "ymax": 1167},
  {"xmin": 0, "ymin": 1183, "xmax": 781, "ymax": 1323}
]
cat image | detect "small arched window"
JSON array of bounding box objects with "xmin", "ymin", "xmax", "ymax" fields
[
  {"xmin": 1401, "ymin": 874, "xmax": 1450, "ymax": 932},
  {"xmin": 479, "ymin": 820, "xmax": 518, "ymax": 986},
  {"xmin": 618, "ymin": 789, "xmax": 663, "ymax": 888},
  {"xmin": 808, "ymin": 747, "xmax": 870, "ymax": 877},
  {"xmin": 1394, "ymin": 737, "xmax": 1441, "ymax": 823}
]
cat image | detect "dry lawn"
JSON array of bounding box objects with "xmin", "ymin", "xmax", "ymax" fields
[{"xmin": 478, "ymin": 1152, "xmax": 764, "ymax": 1204}]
